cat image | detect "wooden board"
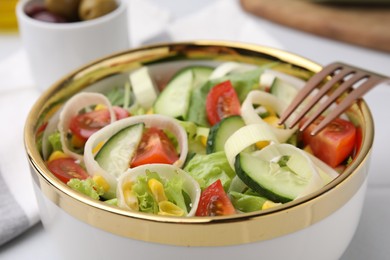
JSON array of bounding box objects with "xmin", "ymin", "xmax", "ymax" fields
[{"xmin": 240, "ymin": 0, "xmax": 390, "ymax": 52}]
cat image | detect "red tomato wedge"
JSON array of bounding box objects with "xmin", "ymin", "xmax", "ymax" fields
[
  {"xmin": 69, "ymin": 106, "xmax": 129, "ymax": 142},
  {"xmin": 300, "ymin": 116, "xmax": 356, "ymax": 168},
  {"xmin": 206, "ymin": 80, "xmax": 241, "ymax": 126},
  {"xmin": 195, "ymin": 179, "xmax": 236, "ymax": 216},
  {"xmin": 130, "ymin": 127, "xmax": 179, "ymax": 167},
  {"xmin": 47, "ymin": 158, "xmax": 89, "ymax": 184}
]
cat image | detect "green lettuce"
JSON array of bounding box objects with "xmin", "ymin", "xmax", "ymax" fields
[
  {"xmin": 184, "ymin": 151, "xmax": 235, "ymax": 191},
  {"xmin": 131, "ymin": 172, "xmax": 159, "ymax": 214},
  {"xmin": 164, "ymin": 175, "xmax": 189, "ymax": 215},
  {"xmin": 178, "ymin": 120, "xmax": 207, "ymax": 155},
  {"xmin": 187, "ymin": 66, "xmax": 271, "ymax": 126},
  {"xmin": 67, "ymin": 178, "xmax": 104, "ymax": 200},
  {"xmin": 131, "ymin": 170, "xmax": 190, "ymax": 214},
  {"xmin": 48, "ymin": 131, "xmax": 62, "ymax": 152},
  {"xmin": 229, "ymin": 191, "xmax": 268, "ymax": 213}
]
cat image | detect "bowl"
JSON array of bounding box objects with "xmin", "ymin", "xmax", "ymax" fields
[{"xmin": 24, "ymin": 41, "xmax": 374, "ymax": 260}]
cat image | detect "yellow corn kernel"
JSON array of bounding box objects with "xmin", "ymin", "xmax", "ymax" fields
[
  {"xmin": 146, "ymin": 107, "xmax": 154, "ymax": 114},
  {"xmin": 94, "ymin": 104, "xmax": 107, "ymax": 111},
  {"xmin": 71, "ymin": 134, "xmax": 86, "ymax": 148},
  {"xmin": 121, "ymin": 181, "xmax": 138, "ymax": 211},
  {"xmin": 148, "ymin": 178, "xmax": 167, "ymax": 203},
  {"xmin": 263, "ymin": 116, "xmax": 284, "ymax": 129},
  {"xmin": 262, "ymin": 201, "xmax": 282, "ymax": 210},
  {"xmin": 124, "ymin": 190, "xmax": 139, "ymax": 211},
  {"xmin": 263, "ymin": 105, "xmax": 276, "ymax": 117},
  {"xmin": 158, "ymin": 201, "xmax": 185, "ymax": 217},
  {"xmin": 200, "ymin": 135, "xmax": 208, "ymax": 147},
  {"xmin": 93, "ymin": 175, "xmax": 110, "ymax": 192},
  {"xmin": 92, "ymin": 141, "xmax": 105, "ymax": 155},
  {"xmin": 47, "ymin": 151, "xmax": 69, "ymax": 162},
  {"xmin": 255, "ymin": 140, "xmax": 270, "ymax": 150}
]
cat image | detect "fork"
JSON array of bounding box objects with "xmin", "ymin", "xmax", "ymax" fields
[{"xmin": 278, "ymin": 62, "xmax": 389, "ymax": 135}]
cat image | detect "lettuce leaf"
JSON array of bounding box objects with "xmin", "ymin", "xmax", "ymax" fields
[
  {"xmin": 184, "ymin": 151, "xmax": 235, "ymax": 191},
  {"xmin": 229, "ymin": 191, "xmax": 268, "ymax": 213},
  {"xmin": 164, "ymin": 175, "xmax": 188, "ymax": 215},
  {"xmin": 187, "ymin": 68, "xmax": 266, "ymax": 127},
  {"xmin": 131, "ymin": 173, "xmax": 159, "ymax": 214},
  {"xmin": 130, "ymin": 170, "xmax": 190, "ymax": 214},
  {"xmin": 48, "ymin": 131, "xmax": 62, "ymax": 152},
  {"xmin": 67, "ymin": 178, "xmax": 104, "ymax": 200}
]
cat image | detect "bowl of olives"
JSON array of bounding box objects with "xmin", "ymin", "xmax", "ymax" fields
[
  {"xmin": 25, "ymin": 0, "xmax": 119, "ymax": 23},
  {"xmin": 16, "ymin": 0, "xmax": 129, "ymax": 91}
]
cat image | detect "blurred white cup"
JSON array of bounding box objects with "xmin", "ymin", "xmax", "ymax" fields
[{"xmin": 16, "ymin": 0, "xmax": 129, "ymax": 92}]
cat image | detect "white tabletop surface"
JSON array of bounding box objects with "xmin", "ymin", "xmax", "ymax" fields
[{"xmin": 1, "ymin": 0, "xmax": 390, "ymax": 259}]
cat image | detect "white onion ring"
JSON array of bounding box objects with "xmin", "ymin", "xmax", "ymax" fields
[
  {"xmin": 241, "ymin": 90, "xmax": 297, "ymax": 143},
  {"xmin": 84, "ymin": 114, "xmax": 188, "ymax": 198},
  {"xmin": 117, "ymin": 164, "xmax": 200, "ymax": 216},
  {"xmin": 58, "ymin": 92, "xmax": 116, "ymax": 161}
]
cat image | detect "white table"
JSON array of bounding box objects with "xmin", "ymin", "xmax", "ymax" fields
[{"xmin": 1, "ymin": 0, "xmax": 390, "ymax": 259}]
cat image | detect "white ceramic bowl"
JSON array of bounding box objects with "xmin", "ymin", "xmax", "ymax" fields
[{"xmin": 24, "ymin": 41, "xmax": 374, "ymax": 260}]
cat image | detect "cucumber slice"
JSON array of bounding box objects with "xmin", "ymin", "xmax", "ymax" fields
[
  {"xmin": 129, "ymin": 67, "xmax": 159, "ymax": 109},
  {"xmin": 154, "ymin": 66, "xmax": 213, "ymax": 119},
  {"xmin": 95, "ymin": 123, "xmax": 144, "ymax": 179},
  {"xmin": 269, "ymin": 77, "xmax": 298, "ymax": 105},
  {"xmin": 235, "ymin": 152, "xmax": 311, "ymax": 203},
  {"xmin": 206, "ymin": 116, "xmax": 245, "ymax": 154},
  {"xmin": 192, "ymin": 66, "xmax": 214, "ymax": 89}
]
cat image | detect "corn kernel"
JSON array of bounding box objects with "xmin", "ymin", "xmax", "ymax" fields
[
  {"xmin": 71, "ymin": 134, "xmax": 86, "ymax": 148},
  {"xmin": 262, "ymin": 201, "xmax": 281, "ymax": 210},
  {"xmin": 124, "ymin": 189, "xmax": 139, "ymax": 211},
  {"xmin": 47, "ymin": 151, "xmax": 69, "ymax": 162},
  {"xmin": 148, "ymin": 178, "xmax": 167, "ymax": 203},
  {"xmin": 94, "ymin": 104, "xmax": 107, "ymax": 111},
  {"xmin": 92, "ymin": 141, "xmax": 105, "ymax": 154},
  {"xmin": 121, "ymin": 181, "xmax": 138, "ymax": 211},
  {"xmin": 264, "ymin": 105, "xmax": 276, "ymax": 117},
  {"xmin": 200, "ymin": 135, "xmax": 208, "ymax": 147},
  {"xmin": 263, "ymin": 116, "xmax": 284, "ymax": 129},
  {"xmin": 146, "ymin": 107, "xmax": 154, "ymax": 114},
  {"xmin": 93, "ymin": 175, "xmax": 110, "ymax": 192},
  {"xmin": 256, "ymin": 140, "xmax": 270, "ymax": 149},
  {"xmin": 158, "ymin": 201, "xmax": 185, "ymax": 216}
]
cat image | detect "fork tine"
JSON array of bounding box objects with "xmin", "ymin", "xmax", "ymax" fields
[
  {"xmin": 278, "ymin": 62, "xmax": 343, "ymax": 125},
  {"xmin": 299, "ymin": 70, "xmax": 368, "ymax": 132},
  {"xmin": 311, "ymin": 76, "xmax": 387, "ymax": 135},
  {"xmin": 286, "ymin": 65, "xmax": 355, "ymax": 128}
]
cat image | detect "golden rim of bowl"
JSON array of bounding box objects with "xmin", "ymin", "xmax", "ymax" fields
[{"xmin": 24, "ymin": 40, "xmax": 374, "ymax": 247}]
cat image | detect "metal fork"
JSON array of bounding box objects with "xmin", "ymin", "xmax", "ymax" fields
[{"xmin": 278, "ymin": 62, "xmax": 389, "ymax": 135}]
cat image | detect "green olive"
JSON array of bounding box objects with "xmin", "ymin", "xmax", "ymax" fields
[
  {"xmin": 45, "ymin": 0, "xmax": 81, "ymax": 21},
  {"xmin": 79, "ymin": 0, "xmax": 118, "ymax": 21}
]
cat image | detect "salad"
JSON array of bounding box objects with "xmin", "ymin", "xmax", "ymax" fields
[{"xmin": 38, "ymin": 61, "xmax": 358, "ymax": 217}]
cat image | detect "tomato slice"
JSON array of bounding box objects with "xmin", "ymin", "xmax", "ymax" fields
[
  {"xmin": 47, "ymin": 158, "xmax": 89, "ymax": 184},
  {"xmin": 195, "ymin": 179, "xmax": 236, "ymax": 216},
  {"xmin": 300, "ymin": 116, "xmax": 356, "ymax": 168},
  {"xmin": 206, "ymin": 80, "xmax": 241, "ymax": 126},
  {"xmin": 69, "ymin": 106, "xmax": 130, "ymax": 142},
  {"xmin": 130, "ymin": 127, "xmax": 179, "ymax": 167}
]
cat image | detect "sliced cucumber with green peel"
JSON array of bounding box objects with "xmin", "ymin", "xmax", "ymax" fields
[
  {"xmin": 235, "ymin": 152, "xmax": 311, "ymax": 203},
  {"xmin": 206, "ymin": 116, "xmax": 245, "ymax": 154},
  {"xmin": 154, "ymin": 66, "xmax": 213, "ymax": 119},
  {"xmin": 269, "ymin": 77, "xmax": 298, "ymax": 105},
  {"xmin": 95, "ymin": 123, "xmax": 144, "ymax": 179},
  {"xmin": 192, "ymin": 66, "xmax": 214, "ymax": 89}
]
